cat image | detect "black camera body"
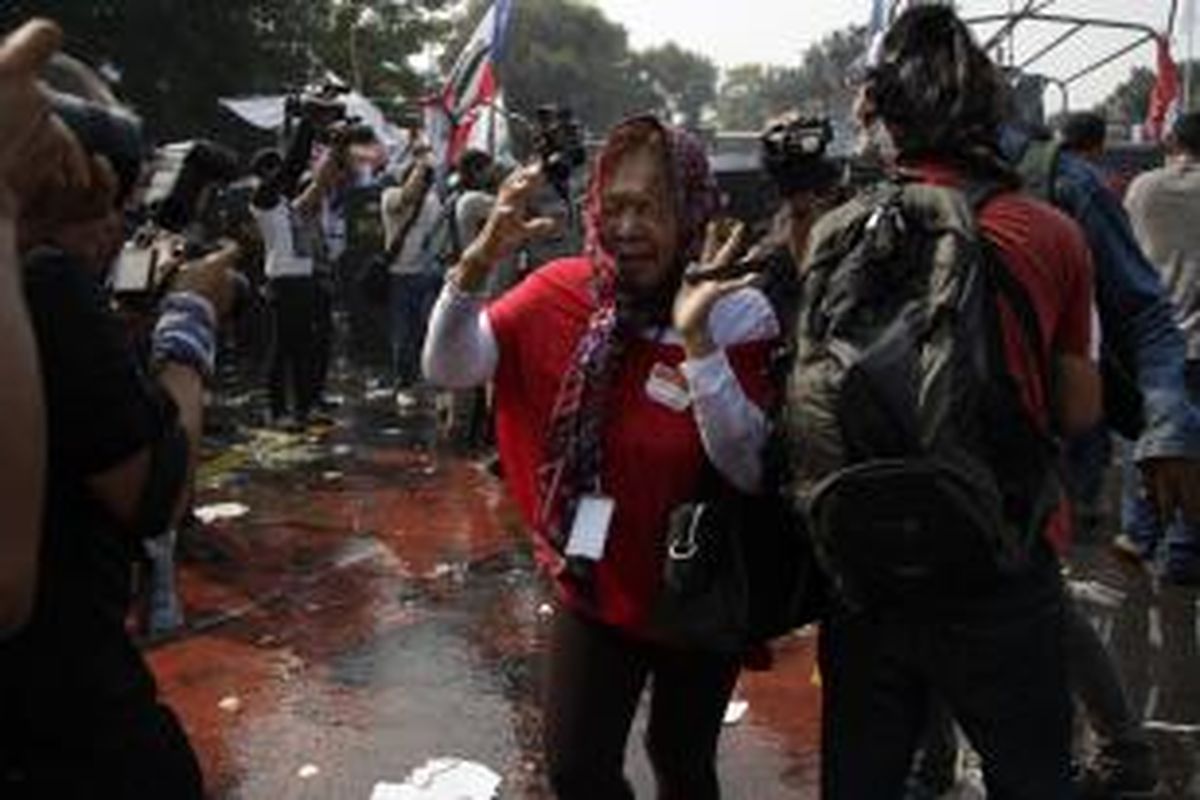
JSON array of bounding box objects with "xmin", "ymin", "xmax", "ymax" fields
[
  {"xmin": 146, "ymin": 140, "xmax": 242, "ymax": 234},
  {"xmin": 534, "ymin": 105, "xmax": 586, "ymax": 200},
  {"xmin": 112, "ymin": 140, "xmax": 242, "ymax": 303},
  {"xmin": 285, "ymin": 82, "xmax": 375, "ymax": 147},
  {"xmin": 760, "ymin": 116, "xmax": 840, "ymax": 196}
]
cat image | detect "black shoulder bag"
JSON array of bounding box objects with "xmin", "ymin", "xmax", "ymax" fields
[
  {"xmin": 651, "ymin": 460, "xmax": 825, "ymax": 655},
  {"xmin": 359, "ymin": 182, "xmax": 432, "ymax": 302}
]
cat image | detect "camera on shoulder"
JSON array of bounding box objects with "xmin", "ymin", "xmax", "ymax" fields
[{"xmin": 760, "ymin": 115, "xmax": 841, "ymax": 196}]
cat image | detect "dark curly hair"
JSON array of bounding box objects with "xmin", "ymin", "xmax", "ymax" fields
[{"xmin": 867, "ymin": 5, "xmax": 1016, "ymax": 184}]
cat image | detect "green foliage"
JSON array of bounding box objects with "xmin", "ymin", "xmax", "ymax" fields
[
  {"xmin": 491, "ymin": 0, "xmax": 657, "ymax": 136},
  {"xmin": 1100, "ymin": 62, "xmax": 1200, "ymax": 127},
  {"xmin": 3, "ymin": 0, "xmax": 451, "ymax": 141},
  {"xmin": 636, "ymin": 43, "xmax": 718, "ymax": 128},
  {"xmin": 716, "ymin": 26, "xmax": 868, "ymax": 131},
  {"xmin": 443, "ymin": 0, "xmax": 714, "ymax": 139},
  {"xmin": 1101, "ymin": 66, "xmax": 1158, "ymax": 126}
]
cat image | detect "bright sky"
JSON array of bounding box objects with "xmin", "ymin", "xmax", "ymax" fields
[{"xmin": 590, "ymin": 0, "xmax": 1200, "ymax": 111}]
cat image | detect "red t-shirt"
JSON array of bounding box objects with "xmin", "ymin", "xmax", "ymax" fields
[
  {"xmin": 487, "ymin": 257, "xmax": 774, "ymax": 634},
  {"xmin": 915, "ymin": 163, "xmax": 1095, "ymax": 551}
]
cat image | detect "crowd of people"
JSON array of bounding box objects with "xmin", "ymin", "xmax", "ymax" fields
[{"xmin": 2, "ymin": 6, "xmax": 1200, "ymax": 799}]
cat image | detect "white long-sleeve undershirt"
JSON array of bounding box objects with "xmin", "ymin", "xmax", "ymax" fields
[{"xmin": 422, "ymin": 280, "xmax": 779, "ymax": 493}]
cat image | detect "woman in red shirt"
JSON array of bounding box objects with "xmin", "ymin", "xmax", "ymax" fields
[{"xmin": 424, "ymin": 116, "xmax": 779, "ymax": 799}]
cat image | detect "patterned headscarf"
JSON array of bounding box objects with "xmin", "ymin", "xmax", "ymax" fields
[{"xmin": 535, "ymin": 115, "xmax": 719, "ymax": 561}]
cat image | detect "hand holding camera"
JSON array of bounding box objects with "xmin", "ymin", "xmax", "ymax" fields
[
  {"xmin": 533, "ymin": 105, "xmax": 587, "ymax": 204},
  {"xmin": 168, "ymin": 240, "xmax": 241, "ymax": 321}
]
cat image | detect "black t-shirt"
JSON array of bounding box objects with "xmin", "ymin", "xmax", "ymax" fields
[{"xmin": 0, "ymin": 248, "xmax": 177, "ymax": 719}]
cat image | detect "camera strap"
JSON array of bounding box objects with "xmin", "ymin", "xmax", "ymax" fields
[{"xmin": 384, "ymin": 180, "xmax": 435, "ymax": 267}]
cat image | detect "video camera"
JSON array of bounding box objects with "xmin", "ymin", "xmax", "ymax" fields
[
  {"xmin": 533, "ymin": 105, "xmax": 587, "ymax": 203},
  {"xmin": 285, "ymin": 82, "xmax": 376, "ymax": 147},
  {"xmin": 760, "ymin": 115, "xmax": 841, "ymax": 196},
  {"xmin": 109, "ymin": 139, "xmax": 244, "ymax": 302}
]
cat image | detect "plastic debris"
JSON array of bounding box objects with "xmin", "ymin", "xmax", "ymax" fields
[
  {"xmin": 323, "ymin": 471, "xmax": 345, "ymax": 482},
  {"xmin": 723, "ymin": 699, "xmax": 749, "ymax": 726},
  {"xmin": 194, "ymin": 502, "xmax": 250, "ymax": 525},
  {"xmin": 537, "ymin": 603, "xmax": 554, "ymax": 618},
  {"xmin": 1067, "ymin": 579, "xmax": 1126, "ymax": 609},
  {"xmin": 218, "ymin": 695, "xmax": 242, "ymax": 713},
  {"xmin": 332, "ymin": 444, "xmax": 354, "ymax": 457},
  {"xmin": 370, "ymin": 758, "xmax": 502, "ymax": 799},
  {"xmin": 1144, "ymin": 720, "xmax": 1200, "ymax": 734},
  {"xmin": 297, "ymin": 764, "xmax": 320, "ymax": 779}
]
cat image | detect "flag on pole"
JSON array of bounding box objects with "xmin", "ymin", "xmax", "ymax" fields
[
  {"xmin": 865, "ymin": 0, "xmax": 888, "ymax": 67},
  {"xmin": 1146, "ymin": 36, "xmax": 1182, "ymax": 142},
  {"xmin": 425, "ymin": 0, "xmax": 514, "ymax": 172}
]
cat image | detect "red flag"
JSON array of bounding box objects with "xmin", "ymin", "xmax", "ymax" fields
[
  {"xmin": 424, "ymin": 0, "xmax": 513, "ymax": 171},
  {"xmin": 1146, "ymin": 36, "xmax": 1181, "ymax": 142}
]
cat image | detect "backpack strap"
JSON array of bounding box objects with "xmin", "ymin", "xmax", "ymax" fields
[{"xmin": 962, "ymin": 179, "xmax": 1054, "ymax": 413}]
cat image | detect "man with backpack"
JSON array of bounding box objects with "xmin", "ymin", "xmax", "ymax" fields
[{"xmin": 791, "ymin": 8, "xmax": 1100, "ymax": 797}]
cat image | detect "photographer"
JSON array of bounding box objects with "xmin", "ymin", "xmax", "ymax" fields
[
  {"xmin": 251, "ymin": 100, "xmax": 347, "ymax": 427},
  {"xmin": 0, "ymin": 41, "xmax": 237, "ymax": 798},
  {"xmin": 753, "ymin": 113, "xmax": 846, "ymax": 330},
  {"xmin": 380, "ymin": 144, "xmax": 443, "ymax": 404}
]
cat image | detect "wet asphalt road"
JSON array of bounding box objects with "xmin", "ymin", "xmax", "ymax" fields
[{"xmin": 146, "ymin": 373, "xmax": 1198, "ymax": 799}]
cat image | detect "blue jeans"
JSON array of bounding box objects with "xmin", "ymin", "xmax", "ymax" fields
[
  {"xmin": 389, "ymin": 272, "xmax": 441, "ymax": 389},
  {"xmin": 1121, "ymin": 360, "xmax": 1200, "ymax": 574}
]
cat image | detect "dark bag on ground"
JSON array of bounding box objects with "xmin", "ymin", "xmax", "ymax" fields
[
  {"xmin": 651, "ymin": 464, "xmax": 825, "ymax": 655},
  {"xmin": 786, "ymin": 181, "xmax": 1061, "ymax": 609}
]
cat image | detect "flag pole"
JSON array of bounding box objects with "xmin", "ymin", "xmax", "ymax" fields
[{"xmin": 1188, "ymin": 0, "xmax": 1196, "ymax": 110}]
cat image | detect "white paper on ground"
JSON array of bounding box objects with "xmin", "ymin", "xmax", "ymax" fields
[
  {"xmin": 194, "ymin": 502, "xmax": 250, "ymax": 525},
  {"xmin": 723, "ymin": 699, "xmax": 749, "ymax": 725},
  {"xmin": 370, "ymin": 758, "xmax": 502, "ymax": 799}
]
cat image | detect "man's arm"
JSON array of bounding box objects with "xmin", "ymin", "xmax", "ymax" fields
[
  {"xmin": 1056, "ymin": 354, "xmax": 1103, "ymax": 435},
  {"xmin": 0, "ymin": 18, "xmax": 73, "ymax": 637},
  {"xmin": 251, "ymin": 118, "xmax": 317, "ymax": 210},
  {"xmin": 1056, "ymin": 157, "xmax": 1199, "ymax": 460},
  {"xmin": 85, "ymin": 247, "xmax": 235, "ymax": 532},
  {"xmin": 1053, "ymin": 156, "xmax": 1200, "ymax": 523},
  {"xmin": 0, "ymin": 205, "xmax": 44, "ymax": 637},
  {"xmin": 292, "ymin": 142, "xmax": 346, "ymax": 219}
]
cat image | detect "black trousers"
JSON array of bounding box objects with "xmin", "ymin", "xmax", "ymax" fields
[
  {"xmin": 543, "ymin": 609, "xmax": 740, "ymax": 800},
  {"xmin": 267, "ymin": 276, "xmax": 319, "ymax": 420},
  {"xmin": 1, "ymin": 695, "xmax": 202, "ymax": 799},
  {"xmin": 820, "ymin": 573, "xmax": 1074, "ymax": 799},
  {"xmin": 312, "ymin": 275, "xmax": 334, "ymax": 401}
]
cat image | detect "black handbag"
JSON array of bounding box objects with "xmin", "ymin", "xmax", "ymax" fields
[{"xmin": 651, "ymin": 469, "xmax": 825, "ymax": 655}]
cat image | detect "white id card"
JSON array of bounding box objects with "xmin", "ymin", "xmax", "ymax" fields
[{"xmin": 565, "ymin": 495, "xmax": 616, "ymax": 561}]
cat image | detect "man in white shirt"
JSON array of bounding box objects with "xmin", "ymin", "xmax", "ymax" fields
[
  {"xmin": 250, "ymin": 120, "xmax": 346, "ymax": 426},
  {"xmin": 381, "ymin": 154, "xmax": 443, "ymax": 402},
  {"xmin": 1120, "ymin": 112, "xmax": 1200, "ymax": 584}
]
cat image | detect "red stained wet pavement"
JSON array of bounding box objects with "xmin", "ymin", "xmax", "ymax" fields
[
  {"xmin": 146, "ymin": 384, "xmax": 1200, "ymax": 799},
  {"xmin": 150, "ymin": 391, "xmax": 823, "ymax": 799}
]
